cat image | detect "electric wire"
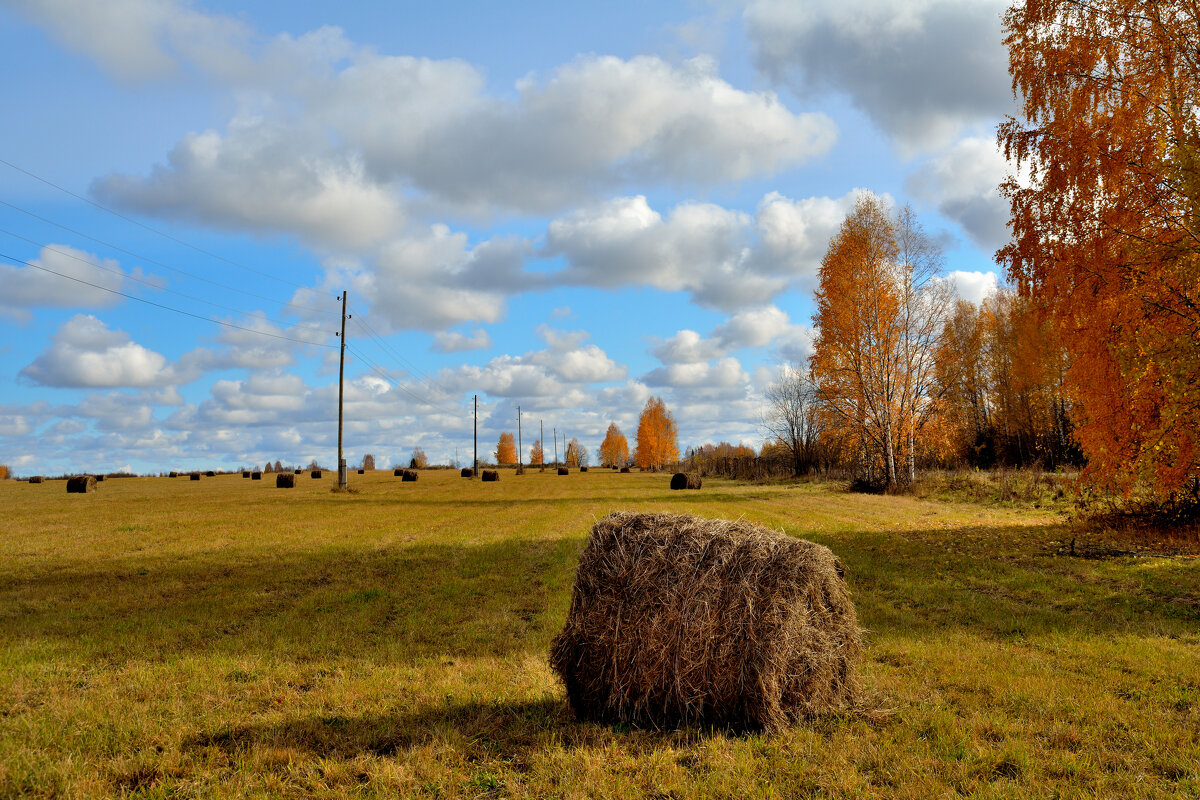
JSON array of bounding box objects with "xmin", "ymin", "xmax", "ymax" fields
[
  {"xmin": 0, "ymin": 157, "xmax": 311, "ymax": 290},
  {"xmin": 343, "ymin": 341, "xmax": 462, "ymax": 414},
  {"xmin": 0, "ymin": 230, "xmax": 333, "ymax": 334},
  {"xmin": 350, "ymin": 315, "xmax": 445, "ymax": 397},
  {"xmin": 0, "ymin": 198, "xmax": 337, "ymax": 316},
  {"xmin": 0, "ymin": 249, "xmax": 337, "ymax": 348}
]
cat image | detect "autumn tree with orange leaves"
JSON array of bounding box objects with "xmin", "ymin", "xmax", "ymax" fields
[
  {"xmin": 634, "ymin": 396, "xmax": 679, "ymax": 470},
  {"xmin": 528, "ymin": 439, "xmax": 544, "ymax": 466},
  {"xmin": 1000, "ymin": 0, "xmax": 1200, "ymax": 500},
  {"xmin": 811, "ymin": 195, "xmax": 950, "ymax": 488},
  {"xmin": 494, "ymin": 432, "xmax": 517, "ymax": 465},
  {"xmin": 598, "ymin": 422, "xmax": 629, "ymax": 467}
]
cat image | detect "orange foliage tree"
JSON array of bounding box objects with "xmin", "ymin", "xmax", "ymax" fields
[
  {"xmin": 598, "ymin": 422, "xmax": 629, "ymax": 467},
  {"xmin": 494, "ymin": 433, "xmax": 517, "ymax": 465},
  {"xmin": 410, "ymin": 448, "xmax": 428, "ymax": 469},
  {"xmin": 528, "ymin": 439, "xmax": 544, "ymax": 466},
  {"xmin": 811, "ymin": 196, "xmax": 950, "ymax": 487},
  {"xmin": 1000, "ymin": 0, "xmax": 1200, "ymax": 499},
  {"xmin": 634, "ymin": 396, "xmax": 679, "ymax": 470}
]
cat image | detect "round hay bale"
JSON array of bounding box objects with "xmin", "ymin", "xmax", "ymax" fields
[
  {"xmin": 251, "ymin": 472, "xmax": 262, "ymax": 480},
  {"xmin": 295, "ymin": 468, "xmax": 303, "ymax": 474},
  {"xmin": 580, "ymin": 466, "xmax": 589, "ymax": 472},
  {"xmin": 66, "ymin": 475, "xmax": 96, "ymax": 493},
  {"xmin": 168, "ymin": 472, "xmax": 178, "ymax": 478},
  {"xmin": 95, "ymin": 475, "xmax": 106, "ymax": 482},
  {"xmin": 481, "ymin": 469, "xmax": 499, "ymax": 482},
  {"xmin": 402, "ymin": 469, "xmax": 418, "ymax": 482},
  {"xmin": 558, "ymin": 467, "xmax": 569, "ymax": 476},
  {"xmin": 205, "ymin": 471, "xmax": 215, "ymax": 477},
  {"xmin": 242, "ymin": 471, "xmax": 251, "ymax": 478},
  {"xmin": 619, "ymin": 466, "xmax": 630, "ymax": 473},
  {"xmin": 28, "ymin": 476, "xmax": 43, "ymax": 484},
  {"xmin": 358, "ymin": 469, "xmax": 365, "ymax": 474},
  {"xmin": 670, "ymin": 472, "xmax": 702, "ymax": 490},
  {"xmin": 311, "ymin": 470, "xmax": 322, "ymax": 479},
  {"xmin": 550, "ymin": 511, "xmax": 860, "ymax": 732},
  {"xmin": 276, "ymin": 473, "xmax": 295, "ymax": 488},
  {"xmin": 190, "ymin": 473, "xmax": 201, "ymax": 481},
  {"xmin": 394, "ymin": 468, "xmax": 404, "ymax": 477},
  {"xmin": 461, "ymin": 468, "xmax": 473, "ymax": 478}
]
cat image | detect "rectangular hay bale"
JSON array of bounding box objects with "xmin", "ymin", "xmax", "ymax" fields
[{"xmin": 550, "ymin": 511, "xmax": 860, "ymax": 732}]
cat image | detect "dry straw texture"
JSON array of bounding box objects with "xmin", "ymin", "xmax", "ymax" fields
[
  {"xmin": 28, "ymin": 476, "xmax": 43, "ymax": 484},
  {"xmin": 550, "ymin": 511, "xmax": 860, "ymax": 732},
  {"xmin": 481, "ymin": 469, "xmax": 500, "ymax": 482},
  {"xmin": 65, "ymin": 475, "xmax": 96, "ymax": 494},
  {"xmin": 402, "ymin": 470, "xmax": 419, "ymax": 482},
  {"xmin": 275, "ymin": 473, "xmax": 295, "ymax": 489},
  {"xmin": 670, "ymin": 472, "xmax": 702, "ymax": 490}
]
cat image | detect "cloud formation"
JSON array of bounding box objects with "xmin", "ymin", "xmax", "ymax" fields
[
  {"xmin": 0, "ymin": 245, "xmax": 147, "ymax": 320},
  {"xmin": 745, "ymin": 0, "xmax": 1010, "ymax": 150},
  {"xmin": 906, "ymin": 136, "xmax": 1011, "ymax": 251},
  {"xmin": 20, "ymin": 314, "xmax": 178, "ymax": 388}
]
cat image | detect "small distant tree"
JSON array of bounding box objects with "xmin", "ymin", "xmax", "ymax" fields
[
  {"xmin": 529, "ymin": 439, "xmax": 544, "ymax": 466},
  {"xmin": 495, "ymin": 433, "xmax": 517, "ymax": 465},
  {"xmin": 762, "ymin": 364, "xmax": 822, "ymax": 477},
  {"xmin": 598, "ymin": 422, "xmax": 630, "ymax": 468},
  {"xmin": 308, "ymin": 458, "xmax": 320, "ymax": 471},
  {"xmin": 0, "ymin": 464, "xmax": 9, "ymax": 480},
  {"xmin": 274, "ymin": 460, "xmax": 284, "ymax": 472},
  {"xmin": 565, "ymin": 438, "xmax": 589, "ymax": 467},
  {"xmin": 410, "ymin": 448, "xmax": 428, "ymax": 469},
  {"xmin": 634, "ymin": 396, "xmax": 679, "ymax": 470},
  {"xmin": 361, "ymin": 453, "xmax": 376, "ymax": 471},
  {"xmin": 263, "ymin": 461, "xmax": 273, "ymax": 473}
]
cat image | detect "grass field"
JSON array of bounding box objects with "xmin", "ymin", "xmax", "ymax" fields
[{"xmin": 1, "ymin": 469, "xmax": 1197, "ymax": 799}]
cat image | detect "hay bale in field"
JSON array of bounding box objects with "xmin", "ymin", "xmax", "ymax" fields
[
  {"xmin": 394, "ymin": 468, "xmax": 404, "ymax": 476},
  {"xmin": 580, "ymin": 466, "xmax": 589, "ymax": 472},
  {"xmin": 95, "ymin": 475, "xmax": 106, "ymax": 482},
  {"xmin": 168, "ymin": 472, "xmax": 177, "ymax": 478},
  {"xmin": 461, "ymin": 468, "xmax": 473, "ymax": 478},
  {"xmin": 620, "ymin": 466, "xmax": 630, "ymax": 473},
  {"xmin": 251, "ymin": 472, "xmax": 262, "ymax": 480},
  {"xmin": 358, "ymin": 469, "xmax": 365, "ymax": 474},
  {"xmin": 550, "ymin": 511, "xmax": 860, "ymax": 732},
  {"xmin": 190, "ymin": 473, "xmax": 201, "ymax": 481},
  {"xmin": 276, "ymin": 473, "xmax": 295, "ymax": 488},
  {"xmin": 402, "ymin": 469, "xmax": 418, "ymax": 482},
  {"xmin": 481, "ymin": 469, "xmax": 499, "ymax": 482},
  {"xmin": 558, "ymin": 467, "xmax": 569, "ymax": 475},
  {"xmin": 205, "ymin": 471, "xmax": 215, "ymax": 477},
  {"xmin": 28, "ymin": 476, "xmax": 43, "ymax": 484},
  {"xmin": 670, "ymin": 472, "xmax": 702, "ymax": 490},
  {"xmin": 311, "ymin": 470, "xmax": 322, "ymax": 479},
  {"xmin": 242, "ymin": 471, "xmax": 250, "ymax": 478},
  {"xmin": 295, "ymin": 468, "xmax": 303, "ymax": 474},
  {"xmin": 66, "ymin": 475, "xmax": 96, "ymax": 493}
]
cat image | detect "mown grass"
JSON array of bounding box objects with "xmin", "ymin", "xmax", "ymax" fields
[{"xmin": 1, "ymin": 470, "xmax": 1197, "ymax": 798}]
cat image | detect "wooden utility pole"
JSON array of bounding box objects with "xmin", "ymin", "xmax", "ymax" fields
[
  {"xmin": 473, "ymin": 394, "xmax": 478, "ymax": 478},
  {"xmin": 540, "ymin": 420, "xmax": 544, "ymax": 471},
  {"xmin": 517, "ymin": 405, "xmax": 523, "ymax": 474},
  {"xmin": 553, "ymin": 427, "xmax": 558, "ymax": 467},
  {"xmin": 337, "ymin": 290, "xmax": 348, "ymax": 489}
]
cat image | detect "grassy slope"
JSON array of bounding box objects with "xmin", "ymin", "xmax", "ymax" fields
[{"xmin": 0, "ymin": 470, "xmax": 1196, "ymax": 799}]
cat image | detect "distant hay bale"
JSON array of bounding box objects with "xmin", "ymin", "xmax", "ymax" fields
[
  {"xmin": 251, "ymin": 472, "xmax": 262, "ymax": 480},
  {"xmin": 670, "ymin": 472, "xmax": 702, "ymax": 490},
  {"xmin": 295, "ymin": 468, "xmax": 303, "ymax": 474},
  {"xmin": 66, "ymin": 475, "xmax": 96, "ymax": 494},
  {"xmin": 28, "ymin": 476, "xmax": 43, "ymax": 484},
  {"xmin": 550, "ymin": 511, "xmax": 860, "ymax": 732},
  {"xmin": 402, "ymin": 469, "xmax": 418, "ymax": 482},
  {"xmin": 242, "ymin": 471, "xmax": 250, "ymax": 478},
  {"xmin": 481, "ymin": 469, "xmax": 499, "ymax": 482},
  {"xmin": 358, "ymin": 469, "xmax": 365, "ymax": 474},
  {"xmin": 516, "ymin": 465, "xmax": 525, "ymax": 475},
  {"xmin": 394, "ymin": 468, "xmax": 404, "ymax": 476},
  {"xmin": 276, "ymin": 473, "xmax": 295, "ymax": 488},
  {"xmin": 168, "ymin": 472, "xmax": 177, "ymax": 478},
  {"xmin": 205, "ymin": 471, "xmax": 215, "ymax": 477},
  {"xmin": 190, "ymin": 473, "xmax": 201, "ymax": 481},
  {"xmin": 558, "ymin": 467, "xmax": 569, "ymax": 476},
  {"xmin": 461, "ymin": 468, "xmax": 473, "ymax": 478},
  {"xmin": 311, "ymin": 470, "xmax": 322, "ymax": 479},
  {"xmin": 580, "ymin": 466, "xmax": 589, "ymax": 472},
  {"xmin": 620, "ymin": 466, "xmax": 630, "ymax": 473},
  {"xmin": 95, "ymin": 475, "xmax": 106, "ymax": 482}
]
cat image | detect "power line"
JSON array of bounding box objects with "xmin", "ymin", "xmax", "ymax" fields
[
  {"xmin": 0, "ymin": 157, "xmax": 312, "ymax": 290},
  {"xmin": 343, "ymin": 341, "xmax": 462, "ymax": 415},
  {"xmin": 0, "ymin": 249, "xmax": 337, "ymax": 348},
  {"xmin": 0, "ymin": 198, "xmax": 336, "ymax": 316},
  {"xmin": 0, "ymin": 231, "xmax": 332, "ymax": 333},
  {"xmin": 350, "ymin": 315, "xmax": 444, "ymax": 397}
]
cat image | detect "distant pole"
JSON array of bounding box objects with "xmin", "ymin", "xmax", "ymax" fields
[
  {"xmin": 540, "ymin": 419, "xmax": 544, "ymax": 471},
  {"xmin": 337, "ymin": 290, "xmax": 348, "ymax": 489},
  {"xmin": 554, "ymin": 427, "xmax": 559, "ymax": 467},
  {"xmin": 473, "ymin": 394, "xmax": 478, "ymax": 478},
  {"xmin": 517, "ymin": 405, "xmax": 523, "ymax": 473}
]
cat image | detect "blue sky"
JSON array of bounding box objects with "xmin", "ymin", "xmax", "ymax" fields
[{"xmin": 0, "ymin": 0, "xmax": 1014, "ymax": 475}]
